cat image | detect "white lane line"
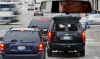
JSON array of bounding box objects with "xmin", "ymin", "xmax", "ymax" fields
[
  {"xmin": 94, "ymin": 56, "xmax": 100, "ymax": 59},
  {"xmin": 86, "ymin": 42, "xmax": 100, "ymax": 46},
  {"xmin": 86, "ymin": 39, "xmax": 100, "ymax": 46},
  {"xmin": 86, "ymin": 38, "xmax": 96, "ymax": 42}
]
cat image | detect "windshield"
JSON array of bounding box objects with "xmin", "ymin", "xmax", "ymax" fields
[
  {"xmin": 4, "ymin": 31, "xmax": 40, "ymax": 42},
  {"xmin": 0, "ymin": 4, "xmax": 15, "ymax": 8},
  {"xmin": 0, "ymin": 4, "xmax": 15, "ymax": 11}
]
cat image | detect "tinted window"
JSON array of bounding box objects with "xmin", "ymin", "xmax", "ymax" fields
[
  {"xmin": 0, "ymin": 4, "xmax": 15, "ymax": 8},
  {"xmin": 55, "ymin": 24, "xmax": 78, "ymax": 31},
  {"xmin": 4, "ymin": 31, "xmax": 40, "ymax": 42}
]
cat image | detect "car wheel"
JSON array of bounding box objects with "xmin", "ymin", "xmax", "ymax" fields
[
  {"xmin": 80, "ymin": 49, "xmax": 85, "ymax": 57},
  {"xmin": 47, "ymin": 49, "xmax": 52, "ymax": 57},
  {"xmin": 42, "ymin": 53, "xmax": 45, "ymax": 59},
  {"xmin": 2, "ymin": 55, "xmax": 6, "ymax": 59}
]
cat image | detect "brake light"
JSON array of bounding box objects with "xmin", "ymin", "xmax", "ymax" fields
[
  {"xmin": 0, "ymin": 43, "xmax": 5, "ymax": 52},
  {"xmin": 48, "ymin": 32, "xmax": 52, "ymax": 40},
  {"xmin": 82, "ymin": 32, "xmax": 85, "ymax": 43},
  {"xmin": 20, "ymin": 29, "xmax": 24, "ymax": 32},
  {"xmin": 38, "ymin": 43, "xmax": 44, "ymax": 53}
]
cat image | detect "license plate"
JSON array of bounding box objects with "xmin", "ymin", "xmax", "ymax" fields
[
  {"xmin": 63, "ymin": 36, "xmax": 71, "ymax": 40},
  {"xmin": 17, "ymin": 46, "xmax": 26, "ymax": 51}
]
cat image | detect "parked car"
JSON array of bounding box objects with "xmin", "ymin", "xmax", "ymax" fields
[
  {"xmin": 0, "ymin": 11, "xmax": 17, "ymax": 24},
  {"xmin": 0, "ymin": 2, "xmax": 18, "ymax": 24}
]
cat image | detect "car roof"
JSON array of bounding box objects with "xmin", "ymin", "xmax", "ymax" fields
[
  {"xmin": 10, "ymin": 28, "xmax": 40, "ymax": 31},
  {"xmin": 53, "ymin": 16, "xmax": 81, "ymax": 24}
]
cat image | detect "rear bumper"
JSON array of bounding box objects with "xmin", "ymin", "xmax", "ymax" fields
[
  {"xmin": 0, "ymin": 20, "xmax": 11, "ymax": 24},
  {"xmin": 48, "ymin": 43, "xmax": 85, "ymax": 51},
  {"xmin": 2, "ymin": 54, "xmax": 43, "ymax": 59}
]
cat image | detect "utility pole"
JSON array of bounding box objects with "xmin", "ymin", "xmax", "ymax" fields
[
  {"xmin": 91, "ymin": 0, "xmax": 98, "ymax": 11},
  {"xmin": 96, "ymin": 0, "xmax": 98, "ymax": 11},
  {"xmin": 91, "ymin": 0, "xmax": 94, "ymax": 10}
]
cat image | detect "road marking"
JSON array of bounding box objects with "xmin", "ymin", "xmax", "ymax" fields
[
  {"xmin": 86, "ymin": 38, "xmax": 96, "ymax": 41},
  {"xmin": 94, "ymin": 56, "xmax": 100, "ymax": 59},
  {"xmin": 86, "ymin": 42, "xmax": 100, "ymax": 46},
  {"xmin": 86, "ymin": 39, "xmax": 100, "ymax": 46}
]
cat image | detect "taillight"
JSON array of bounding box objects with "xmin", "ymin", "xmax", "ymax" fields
[
  {"xmin": 0, "ymin": 43, "xmax": 5, "ymax": 52},
  {"xmin": 41, "ymin": 34, "xmax": 44, "ymax": 41},
  {"xmin": 82, "ymin": 32, "xmax": 85, "ymax": 43},
  {"xmin": 48, "ymin": 32, "xmax": 52, "ymax": 40},
  {"xmin": 38, "ymin": 43, "xmax": 44, "ymax": 53}
]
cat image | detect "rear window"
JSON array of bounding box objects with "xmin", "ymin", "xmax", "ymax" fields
[
  {"xmin": 55, "ymin": 23, "xmax": 78, "ymax": 31},
  {"xmin": 4, "ymin": 30, "xmax": 40, "ymax": 42}
]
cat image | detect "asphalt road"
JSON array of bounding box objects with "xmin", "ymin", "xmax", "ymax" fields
[
  {"xmin": 0, "ymin": 23, "xmax": 100, "ymax": 59},
  {"xmin": 0, "ymin": 1, "xmax": 100, "ymax": 59},
  {"xmin": 0, "ymin": 14, "xmax": 100, "ymax": 59}
]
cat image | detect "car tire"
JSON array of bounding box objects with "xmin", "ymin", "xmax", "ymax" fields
[
  {"xmin": 47, "ymin": 49, "xmax": 52, "ymax": 57},
  {"xmin": 80, "ymin": 49, "xmax": 85, "ymax": 57},
  {"xmin": 42, "ymin": 53, "xmax": 45, "ymax": 59}
]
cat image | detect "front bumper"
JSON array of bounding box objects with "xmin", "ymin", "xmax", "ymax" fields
[{"xmin": 2, "ymin": 54, "xmax": 43, "ymax": 59}]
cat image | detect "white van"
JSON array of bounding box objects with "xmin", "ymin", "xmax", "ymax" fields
[
  {"xmin": 0, "ymin": 11, "xmax": 16, "ymax": 24},
  {"xmin": 0, "ymin": 2, "xmax": 17, "ymax": 11},
  {"xmin": 0, "ymin": 2, "xmax": 18, "ymax": 24}
]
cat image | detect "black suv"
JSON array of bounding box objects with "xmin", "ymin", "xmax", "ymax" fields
[
  {"xmin": 47, "ymin": 16, "xmax": 85, "ymax": 57},
  {"xmin": 0, "ymin": 28, "xmax": 45, "ymax": 59}
]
